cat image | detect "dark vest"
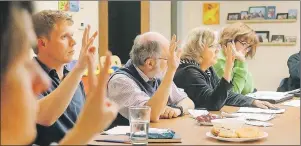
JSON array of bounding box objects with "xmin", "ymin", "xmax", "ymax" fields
[{"xmin": 107, "ymin": 60, "xmax": 161, "ymax": 129}]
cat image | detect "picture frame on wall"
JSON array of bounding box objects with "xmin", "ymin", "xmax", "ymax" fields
[
  {"xmin": 203, "ymin": 3, "xmax": 220, "ymax": 25},
  {"xmin": 276, "ymin": 13, "xmax": 288, "ymax": 19},
  {"xmin": 255, "ymin": 31, "xmax": 269, "ymax": 42},
  {"xmin": 249, "ymin": 6, "xmax": 266, "ymax": 19},
  {"xmin": 288, "ymin": 9, "xmax": 298, "ymax": 19},
  {"xmin": 266, "ymin": 6, "xmax": 276, "ymax": 19},
  {"xmin": 271, "ymin": 35, "xmax": 285, "ymax": 42},
  {"xmin": 227, "ymin": 13, "xmax": 240, "ymax": 20},
  {"xmin": 240, "ymin": 11, "xmax": 249, "ymax": 20},
  {"xmin": 285, "ymin": 36, "xmax": 297, "ymax": 43}
]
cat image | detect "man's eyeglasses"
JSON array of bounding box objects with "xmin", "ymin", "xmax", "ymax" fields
[
  {"xmin": 144, "ymin": 57, "xmax": 168, "ymax": 62},
  {"xmin": 235, "ymin": 39, "xmax": 252, "ymax": 52}
]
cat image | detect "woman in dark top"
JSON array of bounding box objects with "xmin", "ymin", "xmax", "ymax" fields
[{"xmin": 174, "ymin": 27, "xmax": 275, "ymax": 110}]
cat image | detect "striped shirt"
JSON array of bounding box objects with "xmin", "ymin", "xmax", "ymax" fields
[{"xmin": 107, "ymin": 66, "xmax": 188, "ymax": 119}]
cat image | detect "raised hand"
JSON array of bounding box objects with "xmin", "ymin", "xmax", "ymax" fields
[
  {"xmin": 167, "ymin": 34, "xmax": 182, "ymax": 71},
  {"xmin": 76, "ymin": 25, "xmax": 98, "ymax": 71},
  {"xmin": 74, "ymin": 51, "xmax": 118, "ymax": 135}
]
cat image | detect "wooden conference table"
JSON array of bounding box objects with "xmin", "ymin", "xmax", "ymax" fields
[{"xmin": 89, "ymin": 99, "xmax": 300, "ymax": 145}]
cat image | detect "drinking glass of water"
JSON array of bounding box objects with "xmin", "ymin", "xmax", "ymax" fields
[{"xmin": 129, "ymin": 106, "xmax": 151, "ymax": 145}]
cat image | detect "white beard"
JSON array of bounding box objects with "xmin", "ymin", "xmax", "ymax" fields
[{"xmin": 155, "ymin": 69, "xmax": 167, "ymax": 80}]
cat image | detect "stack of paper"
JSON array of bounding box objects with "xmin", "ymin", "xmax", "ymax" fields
[
  {"xmin": 237, "ymin": 107, "xmax": 285, "ymax": 114},
  {"xmin": 221, "ymin": 112, "xmax": 276, "ymax": 121},
  {"xmin": 188, "ymin": 109, "xmax": 209, "ymax": 118},
  {"xmin": 103, "ymin": 126, "xmax": 130, "ymax": 135},
  {"xmin": 246, "ymin": 91, "xmax": 290, "ymax": 100},
  {"xmin": 283, "ymin": 100, "xmax": 300, "ymax": 107}
]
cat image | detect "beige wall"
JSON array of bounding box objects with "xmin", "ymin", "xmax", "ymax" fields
[
  {"xmin": 150, "ymin": 1, "xmax": 171, "ymax": 39},
  {"xmin": 176, "ymin": 1, "xmax": 300, "ymax": 91},
  {"xmin": 32, "ymin": 1, "xmax": 99, "ymax": 61}
]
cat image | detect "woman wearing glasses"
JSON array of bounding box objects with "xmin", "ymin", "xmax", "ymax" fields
[
  {"xmin": 173, "ymin": 27, "xmax": 275, "ymax": 110},
  {"xmin": 213, "ymin": 22, "xmax": 258, "ymax": 95}
]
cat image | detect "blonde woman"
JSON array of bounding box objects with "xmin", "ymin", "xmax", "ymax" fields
[
  {"xmin": 173, "ymin": 27, "xmax": 275, "ymax": 110},
  {"xmin": 213, "ymin": 22, "xmax": 258, "ymax": 95}
]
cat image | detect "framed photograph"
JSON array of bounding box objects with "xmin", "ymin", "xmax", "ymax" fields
[
  {"xmin": 285, "ymin": 36, "xmax": 297, "ymax": 43},
  {"xmin": 288, "ymin": 9, "xmax": 298, "ymax": 19},
  {"xmin": 266, "ymin": 6, "xmax": 276, "ymax": 19},
  {"xmin": 255, "ymin": 31, "xmax": 269, "ymax": 42},
  {"xmin": 271, "ymin": 35, "xmax": 285, "ymax": 42},
  {"xmin": 203, "ymin": 3, "xmax": 220, "ymax": 25},
  {"xmin": 227, "ymin": 13, "xmax": 240, "ymax": 20},
  {"xmin": 276, "ymin": 13, "xmax": 288, "ymax": 19},
  {"xmin": 240, "ymin": 11, "xmax": 249, "ymax": 20},
  {"xmin": 249, "ymin": 6, "xmax": 266, "ymax": 19}
]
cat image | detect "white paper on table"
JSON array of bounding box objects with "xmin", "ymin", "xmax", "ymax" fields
[
  {"xmin": 237, "ymin": 107, "xmax": 285, "ymax": 114},
  {"xmin": 103, "ymin": 126, "xmax": 130, "ymax": 135},
  {"xmin": 282, "ymin": 100, "xmax": 300, "ymax": 107},
  {"xmin": 222, "ymin": 112, "xmax": 276, "ymax": 121},
  {"xmin": 104, "ymin": 126, "xmax": 171, "ymax": 135},
  {"xmin": 245, "ymin": 121, "xmax": 273, "ymax": 127},
  {"xmin": 246, "ymin": 91, "xmax": 291, "ymax": 100},
  {"xmin": 188, "ymin": 109, "xmax": 209, "ymax": 118}
]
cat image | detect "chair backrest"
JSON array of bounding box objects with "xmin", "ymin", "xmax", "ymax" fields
[{"xmin": 99, "ymin": 55, "xmax": 122, "ymax": 68}]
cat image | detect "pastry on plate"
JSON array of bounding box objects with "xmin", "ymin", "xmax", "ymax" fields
[
  {"xmin": 211, "ymin": 127, "xmax": 238, "ymax": 138},
  {"xmin": 236, "ymin": 127, "xmax": 264, "ymax": 138}
]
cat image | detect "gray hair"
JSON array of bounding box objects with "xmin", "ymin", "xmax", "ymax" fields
[
  {"xmin": 181, "ymin": 27, "xmax": 216, "ymax": 63},
  {"xmin": 129, "ymin": 35, "xmax": 162, "ymax": 66}
]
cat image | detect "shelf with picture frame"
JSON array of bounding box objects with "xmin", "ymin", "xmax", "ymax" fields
[
  {"xmin": 258, "ymin": 42, "xmax": 296, "ymax": 46},
  {"xmin": 226, "ymin": 6, "xmax": 298, "ymax": 24},
  {"xmin": 226, "ymin": 19, "xmax": 297, "ymax": 24}
]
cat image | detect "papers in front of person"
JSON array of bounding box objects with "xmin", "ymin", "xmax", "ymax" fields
[
  {"xmin": 103, "ymin": 126, "xmax": 130, "ymax": 135},
  {"xmin": 282, "ymin": 100, "xmax": 300, "ymax": 107},
  {"xmin": 188, "ymin": 109, "xmax": 209, "ymax": 118},
  {"xmin": 103, "ymin": 126, "xmax": 175, "ymax": 135},
  {"xmin": 221, "ymin": 112, "xmax": 276, "ymax": 121},
  {"xmin": 237, "ymin": 107, "xmax": 285, "ymax": 114},
  {"xmin": 246, "ymin": 91, "xmax": 292, "ymax": 100}
]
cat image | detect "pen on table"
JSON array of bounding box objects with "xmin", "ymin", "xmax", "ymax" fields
[{"xmin": 94, "ymin": 139, "xmax": 131, "ymax": 144}]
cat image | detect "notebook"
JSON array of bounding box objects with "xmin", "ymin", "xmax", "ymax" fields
[
  {"xmin": 246, "ymin": 91, "xmax": 294, "ymax": 104},
  {"xmin": 101, "ymin": 126, "xmax": 182, "ymax": 143},
  {"xmin": 94, "ymin": 134, "xmax": 182, "ymax": 143}
]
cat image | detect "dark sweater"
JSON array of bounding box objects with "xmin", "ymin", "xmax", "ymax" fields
[
  {"xmin": 108, "ymin": 60, "xmax": 161, "ymax": 128},
  {"xmin": 174, "ymin": 59, "xmax": 254, "ymax": 111}
]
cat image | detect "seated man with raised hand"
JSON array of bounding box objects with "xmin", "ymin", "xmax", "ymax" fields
[
  {"xmin": 32, "ymin": 10, "xmax": 99, "ymax": 145},
  {"xmin": 107, "ymin": 32, "xmax": 195, "ymax": 126}
]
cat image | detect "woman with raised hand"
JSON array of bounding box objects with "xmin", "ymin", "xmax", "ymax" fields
[{"xmin": 173, "ymin": 27, "xmax": 275, "ymax": 111}]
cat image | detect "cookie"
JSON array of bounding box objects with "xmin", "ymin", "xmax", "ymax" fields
[
  {"xmin": 218, "ymin": 129, "xmax": 238, "ymax": 138},
  {"xmin": 236, "ymin": 127, "xmax": 264, "ymax": 138},
  {"xmin": 211, "ymin": 127, "xmax": 220, "ymax": 136}
]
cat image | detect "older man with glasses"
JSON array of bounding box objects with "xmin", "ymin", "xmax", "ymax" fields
[{"xmin": 107, "ymin": 32, "xmax": 195, "ymax": 128}]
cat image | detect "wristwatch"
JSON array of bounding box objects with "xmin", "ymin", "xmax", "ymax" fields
[{"xmin": 169, "ymin": 105, "xmax": 184, "ymax": 117}]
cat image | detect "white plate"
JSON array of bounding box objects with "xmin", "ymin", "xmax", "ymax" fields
[{"xmin": 206, "ymin": 132, "xmax": 268, "ymax": 142}]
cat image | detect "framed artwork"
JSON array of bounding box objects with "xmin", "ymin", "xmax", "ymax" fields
[
  {"xmin": 266, "ymin": 6, "xmax": 276, "ymax": 19},
  {"xmin": 271, "ymin": 35, "xmax": 285, "ymax": 42},
  {"xmin": 276, "ymin": 13, "xmax": 288, "ymax": 19},
  {"xmin": 255, "ymin": 31, "xmax": 269, "ymax": 42},
  {"xmin": 240, "ymin": 11, "xmax": 249, "ymax": 20},
  {"xmin": 203, "ymin": 3, "xmax": 220, "ymax": 25},
  {"xmin": 227, "ymin": 13, "xmax": 240, "ymax": 20},
  {"xmin": 58, "ymin": 1, "xmax": 70, "ymax": 11},
  {"xmin": 285, "ymin": 36, "xmax": 297, "ymax": 43},
  {"xmin": 249, "ymin": 6, "xmax": 266, "ymax": 19},
  {"xmin": 70, "ymin": 1, "xmax": 80, "ymax": 12},
  {"xmin": 288, "ymin": 9, "xmax": 297, "ymax": 19}
]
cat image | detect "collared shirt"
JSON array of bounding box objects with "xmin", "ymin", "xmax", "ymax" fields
[
  {"xmin": 107, "ymin": 65, "xmax": 188, "ymax": 119},
  {"xmin": 33, "ymin": 57, "xmax": 86, "ymax": 146}
]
